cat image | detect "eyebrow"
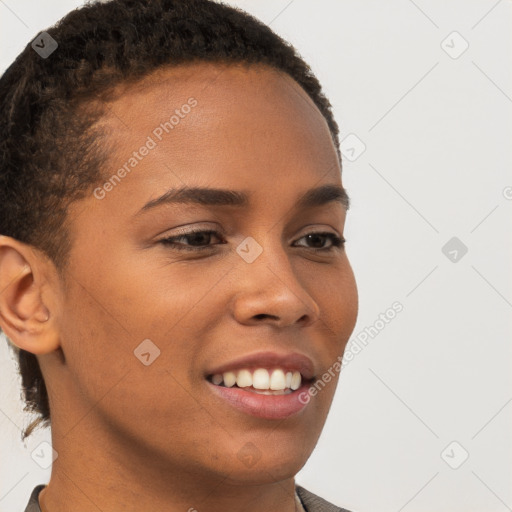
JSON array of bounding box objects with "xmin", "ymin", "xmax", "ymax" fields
[{"xmin": 137, "ymin": 183, "xmax": 350, "ymax": 215}]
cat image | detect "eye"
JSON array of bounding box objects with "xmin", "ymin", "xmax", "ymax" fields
[
  {"xmin": 293, "ymin": 231, "xmax": 345, "ymax": 252},
  {"xmin": 159, "ymin": 229, "xmax": 225, "ymax": 252}
]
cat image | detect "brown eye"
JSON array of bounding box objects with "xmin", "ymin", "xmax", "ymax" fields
[
  {"xmin": 159, "ymin": 230, "xmax": 225, "ymax": 252},
  {"xmin": 294, "ymin": 232, "xmax": 345, "ymax": 252}
]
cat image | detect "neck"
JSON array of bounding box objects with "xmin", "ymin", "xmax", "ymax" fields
[{"xmin": 39, "ymin": 413, "xmax": 299, "ymax": 512}]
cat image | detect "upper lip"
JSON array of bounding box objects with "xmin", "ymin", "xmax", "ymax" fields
[{"xmin": 205, "ymin": 351, "xmax": 316, "ymax": 380}]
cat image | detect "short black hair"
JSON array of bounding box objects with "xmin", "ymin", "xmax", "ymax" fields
[{"xmin": 0, "ymin": 0, "xmax": 342, "ymax": 439}]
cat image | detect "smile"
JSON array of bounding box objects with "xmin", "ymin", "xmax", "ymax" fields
[{"xmin": 206, "ymin": 367, "xmax": 315, "ymax": 419}]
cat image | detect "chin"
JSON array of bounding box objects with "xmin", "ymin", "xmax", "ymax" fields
[
  {"xmin": 221, "ymin": 464, "xmax": 300, "ymax": 487},
  {"xmin": 217, "ymin": 448, "xmax": 307, "ymax": 486}
]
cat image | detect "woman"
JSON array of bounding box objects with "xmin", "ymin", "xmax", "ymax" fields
[{"xmin": 0, "ymin": 0, "xmax": 358, "ymax": 510}]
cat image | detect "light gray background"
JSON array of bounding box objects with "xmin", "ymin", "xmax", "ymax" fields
[{"xmin": 1, "ymin": 1, "xmax": 511, "ymax": 511}]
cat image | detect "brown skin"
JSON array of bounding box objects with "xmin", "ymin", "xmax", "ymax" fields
[{"xmin": 0, "ymin": 63, "xmax": 358, "ymax": 512}]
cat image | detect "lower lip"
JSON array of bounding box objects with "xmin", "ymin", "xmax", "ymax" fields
[{"xmin": 206, "ymin": 380, "xmax": 313, "ymax": 420}]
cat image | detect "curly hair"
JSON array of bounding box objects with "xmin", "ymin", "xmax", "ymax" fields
[{"xmin": 0, "ymin": 0, "xmax": 342, "ymax": 440}]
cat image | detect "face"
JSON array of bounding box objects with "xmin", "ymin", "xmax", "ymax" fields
[{"xmin": 50, "ymin": 62, "xmax": 358, "ymax": 485}]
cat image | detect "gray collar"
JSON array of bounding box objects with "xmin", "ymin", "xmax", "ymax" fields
[{"xmin": 25, "ymin": 484, "xmax": 353, "ymax": 512}]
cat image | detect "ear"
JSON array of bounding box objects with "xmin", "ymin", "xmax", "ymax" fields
[{"xmin": 0, "ymin": 235, "xmax": 60, "ymax": 354}]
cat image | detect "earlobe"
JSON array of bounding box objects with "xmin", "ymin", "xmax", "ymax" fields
[{"xmin": 0, "ymin": 236, "xmax": 60, "ymax": 354}]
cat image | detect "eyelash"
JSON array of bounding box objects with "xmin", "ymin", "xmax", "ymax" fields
[{"xmin": 159, "ymin": 229, "xmax": 345, "ymax": 253}]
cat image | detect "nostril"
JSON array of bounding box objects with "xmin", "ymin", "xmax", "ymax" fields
[{"xmin": 254, "ymin": 314, "xmax": 278, "ymax": 320}]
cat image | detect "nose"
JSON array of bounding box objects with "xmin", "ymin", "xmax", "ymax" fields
[{"xmin": 229, "ymin": 239, "xmax": 321, "ymax": 329}]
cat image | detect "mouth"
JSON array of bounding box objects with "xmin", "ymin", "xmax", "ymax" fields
[
  {"xmin": 206, "ymin": 368, "xmax": 315, "ymax": 394},
  {"xmin": 205, "ymin": 368, "xmax": 316, "ymax": 420}
]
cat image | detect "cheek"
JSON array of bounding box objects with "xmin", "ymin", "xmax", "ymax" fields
[
  {"xmin": 57, "ymin": 249, "xmax": 223, "ymax": 397},
  {"xmin": 294, "ymin": 261, "xmax": 358, "ymax": 405},
  {"xmin": 57, "ymin": 280, "xmax": 134, "ymax": 404},
  {"xmin": 339, "ymin": 263, "xmax": 359, "ymax": 336},
  {"xmin": 311, "ymin": 260, "xmax": 358, "ymax": 346},
  {"xmin": 56, "ymin": 276, "xmax": 212, "ymax": 444}
]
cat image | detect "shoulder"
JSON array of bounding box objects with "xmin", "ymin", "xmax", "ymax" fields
[
  {"xmin": 295, "ymin": 484, "xmax": 355, "ymax": 512},
  {"xmin": 23, "ymin": 485, "xmax": 45, "ymax": 512}
]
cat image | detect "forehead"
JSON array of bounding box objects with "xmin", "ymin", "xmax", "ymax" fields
[
  {"xmin": 92, "ymin": 62, "xmax": 341, "ymax": 209},
  {"xmin": 108, "ymin": 61, "xmax": 325, "ymax": 122}
]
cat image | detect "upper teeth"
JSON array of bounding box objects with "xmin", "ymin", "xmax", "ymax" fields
[{"xmin": 211, "ymin": 368, "xmax": 302, "ymax": 391}]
